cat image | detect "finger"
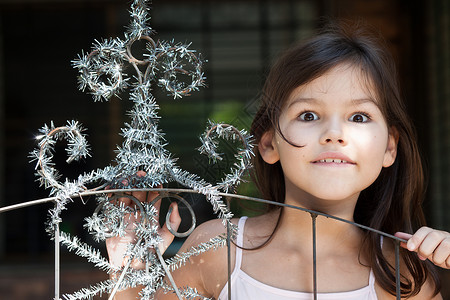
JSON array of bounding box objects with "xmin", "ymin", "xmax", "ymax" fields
[
  {"xmin": 116, "ymin": 194, "xmax": 132, "ymax": 207},
  {"xmin": 136, "ymin": 170, "xmax": 146, "ymax": 177},
  {"xmin": 145, "ymin": 185, "xmax": 162, "ymax": 224},
  {"xmin": 114, "ymin": 172, "xmax": 149, "ymax": 206},
  {"xmin": 131, "ymin": 190, "xmax": 147, "ymax": 203},
  {"xmin": 105, "ymin": 184, "xmax": 113, "ymax": 198},
  {"xmin": 117, "ymin": 254, "xmax": 147, "ymax": 271},
  {"xmin": 105, "ymin": 180, "xmax": 132, "ymax": 206},
  {"xmin": 124, "ymin": 212, "xmax": 140, "ymax": 231},
  {"xmin": 128, "ymin": 171, "xmax": 148, "ymax": 203},
  {"xmin": 394, "ymin": 232, "xmax": 413, "ymax": 249},
  {"xmin": 112, "ymin": 178, "xmax": 134, "ymax": 206},
  {"xmin": 130, "ymin": 173, "xmax": 160, "ymax": 204},
  {"xmin": 106, "ymin": 234, "xmax": 135, "ymax": 268},
  {"xmin": 417, "ymin": 253, "xmax": 427, "ymax": 261},
  {"xmin": 146, "ymin": 184, "xmax": 162, "ymax": 203},
  {"xmin": 405, "ymin": 226, "xmax": 433, "ymax": 252},
  {"xmin": 416, "ymin": 230, "xmax": 448, "ymax": 261},
  {"xmin": 130, "ymin": 257, "xmax": 146, "ymax": 270},
  {"xmin": 153, "ymin": 197, "xmax": 162, "ymax": 224},
  {"xmin": 428, "ymin": 236, "xmax": 450, "ymax": 267},
  {"xmin": 168, "ymin": 202, "xmax": 181, "ymax": 231},
  {"xmin": 158, "ymin": 202, "xmax": 181, "ymax": 253}
]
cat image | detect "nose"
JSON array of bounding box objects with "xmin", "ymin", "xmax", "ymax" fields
[{"xmin": 320, "ymin": 118, "xmax": 346, "ymax": 145}]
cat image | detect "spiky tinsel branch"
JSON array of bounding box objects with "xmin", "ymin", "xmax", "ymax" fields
[
  {"xmin": 166, "ymin": 234, "xmax": 227, "ymax": 271},
  {"xmin": 31, "ymin": 0, "xmax": 254, "ymax": 299},
  {"xmin": 160, "ymin": 283, "xmax": 212, "ymax": 300},
  {"xmin": 59, "ymin": 231, "xmax": 119, "ymax": 273},
  {"xmin": 198, "ymin": 121, "xmax": 254, "ymax": 193},
  {"xmin": 62, "ymin": 280, "xmax": 116, "ymax": 300},
  {"xmin": 72, "ymin": 39, "xmax": 128, "ymax": 102}
]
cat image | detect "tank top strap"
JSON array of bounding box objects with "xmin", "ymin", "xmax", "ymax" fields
[
  {"xmin": 367, "ymin": 235, "xmax": 383, "ymax": 297},
  {"xmin": 369, "ymin": 269, "xmax": 375, "ymax": 286},
  {"xmin": 233, "ymin": 216, "xmax": 248, "ymax": 271}
]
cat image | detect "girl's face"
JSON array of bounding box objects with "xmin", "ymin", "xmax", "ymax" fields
[{"xmin": 259, "ymin": 64, "xmax": 398, "ymax": 210}]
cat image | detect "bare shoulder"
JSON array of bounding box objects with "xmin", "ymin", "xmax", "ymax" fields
[
  {"xmin": 180, "ymin": 212, "xmax": 277, "ymax": 250},
  {"xmin": 179, "ymin": 217, "xmax": 235, "ymax": 251},
  {"xmin": 374, "ymin": 238, "xmax": 442, "ymax": 300},
  {"xmin": 239, "ymin": 211, "xmax": 279, "ymax": 247},
  {"xmin": 166, "ymin": 213, "xmax": 277, "ymax": 298},
  {"xmin": 169, "ymin": 217, "xmax": 238, "ymax": 298}
]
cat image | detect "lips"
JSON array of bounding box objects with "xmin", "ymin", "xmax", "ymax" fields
[
  {"xmin": 312, "ymin": 152, "xmax": 356, "ymax": 164},
  {"xmin": 316, "ymin": 158, "xmax": 349, "ymax": 163}
]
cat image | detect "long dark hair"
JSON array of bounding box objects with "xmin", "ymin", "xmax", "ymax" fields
[{"xmin": 250, "ymin": 22, "xmax": 441, "ymax": 296}]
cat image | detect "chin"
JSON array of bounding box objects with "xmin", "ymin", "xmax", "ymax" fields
[
  {"xmin": 285, "ymin": 181, "xmax": 362, "ymax": 207},
  {"xmin": 300, "ymin": 189, "xmax": 361, "ymax": 207},
  {"xmin": 319, "ymin": 190, "xmax": 360, "ymax": 201}
]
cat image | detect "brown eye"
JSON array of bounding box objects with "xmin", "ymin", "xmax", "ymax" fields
[
  {"xmin": 349, "ymin": 113, "xmax": 369, "ymax": 123},
  {"xmin": 299, "ymin": 112, "xmax": 318, "ymax": 121}
]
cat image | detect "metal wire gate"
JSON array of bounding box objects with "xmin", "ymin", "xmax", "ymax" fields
[
  {"xmin": 0, "ymin": 0, "xmax": 417, "ymax": 298},
  {"xmin": 0, "ymin": 187, "xmax": 406, "ymax": 300}
]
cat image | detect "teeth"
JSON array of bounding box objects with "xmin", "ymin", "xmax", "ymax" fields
[{"xmin": 318, "ymin": 159, "xmax": 348, "ymax": 163}]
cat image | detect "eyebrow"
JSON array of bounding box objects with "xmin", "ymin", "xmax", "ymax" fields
[
  {"xmin": 287, "ymin": 97, "xmax": 381, "ymax": 109},
  {"xmin": 350, "ymin": 98, "xmax": 381, "ymax": 109},
  {"xmin": 287, "ymin": 97, "xmax": 320, "ymax": 108}
]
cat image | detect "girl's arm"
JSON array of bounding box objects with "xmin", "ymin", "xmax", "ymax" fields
[{"xmin": 395, "ymin": 227, "xmax": 450, "ymax": 269}]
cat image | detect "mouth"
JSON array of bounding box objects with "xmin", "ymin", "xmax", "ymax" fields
[
  {"xmin": 311, "ymin": 153, "xmax": 356, "ymax": 165},
  {"xmin": 314, "ymin": 158, "xmax": 350, "ymax": 164}
]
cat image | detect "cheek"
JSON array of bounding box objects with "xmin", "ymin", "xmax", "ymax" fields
[
  {"xmin": 349, "ymin": 127, "xmax": 388, "ymax": 162},
  {"xmin": 278, "ymin": 119, "xmax": 316, "ymax": 147},
  {"xmin": 350, "ymin": 128, "xmax": 377, "ymax": 145},
  {"xmin": 288, "ymin": 127, "xmax": 316, "ymax": 146},
  {"xmin": 358, "ymin": 131, "xmax": 389, "ymax": 162}
]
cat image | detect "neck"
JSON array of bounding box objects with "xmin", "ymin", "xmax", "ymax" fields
[
  {"xmin": 273, "ymin": 209, "xmax": 364, "ymax": 259},
  {"xmin": 272, "ymin": 191, "xmax": 363, "ymax": 257},
  {"xmin": 283, "ymin": 180, "xmax": 361, "ymax": 220}
]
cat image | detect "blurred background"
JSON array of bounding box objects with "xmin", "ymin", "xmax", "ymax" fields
[{"xmin": 0, "ymin": 0, "xmax": 449, "ymax": 298}]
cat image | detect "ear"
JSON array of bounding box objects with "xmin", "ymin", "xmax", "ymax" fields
[
  {"xmin": 383, "ymin": 126, "xmax": 399, "ymax": 168},
  {"xmin": 258, "ymin": 129, "xmax": 280, "ymax": 164}
]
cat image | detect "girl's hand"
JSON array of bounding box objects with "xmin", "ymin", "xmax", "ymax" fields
[
  {"xmin": 105, "ymin": 171, "xmax": 182, "ymax": 270},
  {"xmin": 395, "ymin": 227, "xmax": 450, "ymax": 269}
]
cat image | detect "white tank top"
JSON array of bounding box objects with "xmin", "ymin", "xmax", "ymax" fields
[{"xmin": 218, "ymin": 217, "xmax": 378, "ymax": 300}]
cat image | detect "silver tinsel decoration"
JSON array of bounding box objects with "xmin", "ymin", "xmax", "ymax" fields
[{"xmin": 30, "ymin": 1, "xmax": 254, "ymax": 299}]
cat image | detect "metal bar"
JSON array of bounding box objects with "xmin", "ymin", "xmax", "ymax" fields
[
  {"xmin": 226, "ymin": 198, "xmax": 232, "ymax": 300},
  {"xmin": 108, "ymin": 258, "xmax": 132, "ymax": 300},
  {"xmin": 55, "ymin": 222, "xmax": 60, "ymax": 300},
  {"xmin": 214, "ymin": 193, "xmax": 407, "ymax": 243},
  {"xmin": 311, "ymin": 213, "xmax": 318, "ymax": 300},
  {"xmin": 227, "ymin": 219, "xmax": 232, "ymax": 300},
  {"xmin": 395, "ymin": 240, "xmax": 401, "ymax": 300},
  {"xmin": 0, "ymin": 197, "xmax": 56, "ymax": 213},
  {"xmin": 0, "ymin": 188, "xmax": 408, "ymax": 244},
  {"xmin": 156, "ymin": 247, "xmax": 183, "ymax": 299}
]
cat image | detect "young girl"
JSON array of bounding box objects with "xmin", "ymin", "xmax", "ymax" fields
[{"xmin": 107, "ymin": 23, "xmax": 450, "ymax": 299}]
